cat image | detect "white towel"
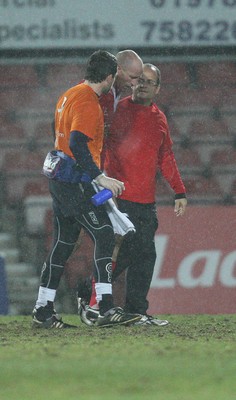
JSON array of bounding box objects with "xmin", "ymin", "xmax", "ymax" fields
[{"xmin": 92, "ymin": 182, "xmax": 136, "ymax": 236}]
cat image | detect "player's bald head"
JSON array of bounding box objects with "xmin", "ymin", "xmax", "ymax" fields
[{"xmin": 116, "ymin": 50, "xmax": 143, "ymax": 70}]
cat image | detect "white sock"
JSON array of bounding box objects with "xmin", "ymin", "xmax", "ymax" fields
[
  {"xmin": 95, "ymin": 283, "xmax": 112, "ymax": 303},
  {"xmin": 35, "ymin": 286, "xmax": 56, "ymax": 309}
]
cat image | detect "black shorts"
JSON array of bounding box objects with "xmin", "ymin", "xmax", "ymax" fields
[{"xmin": 49, "ymin": 179, "xmax": 110, "ymax": 224}]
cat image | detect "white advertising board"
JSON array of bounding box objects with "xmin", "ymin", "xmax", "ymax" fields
[{"xmin": 0, "ymin": 0, "xmax": 236, "ymax": 49}]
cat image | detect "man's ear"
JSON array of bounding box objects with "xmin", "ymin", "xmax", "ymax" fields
[
  {"xmin": 155, "ymin": 85, "xmax": 161, "ymax": 95},
  {"xmin": 106, "ymin": 74, "xmax": 114, "ymax": 84}
]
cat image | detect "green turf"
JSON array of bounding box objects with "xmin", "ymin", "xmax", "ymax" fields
[{"xmin": 0, "ymin": 314, "xmax": 236, "ymax": 400}]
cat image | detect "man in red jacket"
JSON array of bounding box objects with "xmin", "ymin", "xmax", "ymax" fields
[
  {"xmin": 99, "ymin": 49, "xmax": 143, "ymax": 165},
  {"xmin": 79, "ymin": 63, "xmax": 187, "ymax": 326},
  {"xmin": 100, "ymin": 49, "xmax": 143, "ymax": 126}
]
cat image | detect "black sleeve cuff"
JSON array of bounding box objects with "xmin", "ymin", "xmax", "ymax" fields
[{"xmin": 175, "ymin": 193, "xmax": 187, "ymax": 200}]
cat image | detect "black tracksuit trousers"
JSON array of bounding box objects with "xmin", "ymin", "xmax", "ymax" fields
[{"xmin": 113, "ymin": 199, "xmax": 158, "ymax": 315}]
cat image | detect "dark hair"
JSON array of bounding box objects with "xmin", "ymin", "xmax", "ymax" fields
[{"xmin": 84, "ymin": 50, "xmax": 117, "ymax": 83}]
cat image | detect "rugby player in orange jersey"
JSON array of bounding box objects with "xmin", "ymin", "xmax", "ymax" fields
[{"xmin": 32, "ymin": 50, "xmax": 141, "ymax": 329}]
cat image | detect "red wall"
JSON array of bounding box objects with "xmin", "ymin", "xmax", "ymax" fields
[{"xmin": 148, "ymin": 206, "xmax": 236, "ymax": 314}]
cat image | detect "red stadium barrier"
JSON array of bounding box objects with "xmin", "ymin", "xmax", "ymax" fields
[
  {"xmin": 45, "ymin": 205, "xmax": 235, "ymax": 314},
  {"xmin": 148, "ymin": 206, "xmax": 236, "ymax": 315}
]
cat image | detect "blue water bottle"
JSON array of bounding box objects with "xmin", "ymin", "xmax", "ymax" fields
[{"xmin": 91, "ymin": 189, "xmax": 113, "ymax": 206}]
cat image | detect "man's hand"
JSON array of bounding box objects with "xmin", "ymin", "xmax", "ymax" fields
[
  {"xmin": 174, "ymin": 198, "xmax": 187, "ymax": 217},
  {"xmin": 95, "ymin": 174, "xmax": 125, "ymax": 197}
]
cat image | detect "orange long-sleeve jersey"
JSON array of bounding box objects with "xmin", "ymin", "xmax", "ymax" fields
[{"xmin": 55, "ymin": 83, "xmax": 104, "ymax": 169}]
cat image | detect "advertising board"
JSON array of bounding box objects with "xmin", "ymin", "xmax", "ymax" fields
[
  {"xmin": 149, "ymin": 206, "xmax": 236, "ymax": 314},
  {"xmin": 1, "ymin": 0, "xmax": 236, "ymax": 49}
]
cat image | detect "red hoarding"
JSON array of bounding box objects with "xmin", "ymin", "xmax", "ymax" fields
[{"xmin": 148, "ymin": 206, "xmax": 236, "ymax": 315}]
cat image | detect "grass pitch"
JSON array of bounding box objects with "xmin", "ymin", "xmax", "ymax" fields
[{"xmin": 0, "ymin": 314, "xmax": 236, "ymax": 400}]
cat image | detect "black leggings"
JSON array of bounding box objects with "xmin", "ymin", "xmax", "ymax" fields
[{"xmin": 40, "ymin": 180, "xmax": 115, "ymax": 290}]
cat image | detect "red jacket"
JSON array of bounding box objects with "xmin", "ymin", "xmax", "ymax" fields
[{"xmin": 104, "ymin": 96, "xmax": 186, "ymax": 203}]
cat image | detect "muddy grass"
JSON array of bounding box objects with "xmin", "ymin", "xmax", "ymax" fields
[
  {"xmin": 0, "ymin": 315, "xmax": 236, "ymax": 400},
  {"xmin": 0, "ymin": 314, "xmax": 235, "ymax": 343}
]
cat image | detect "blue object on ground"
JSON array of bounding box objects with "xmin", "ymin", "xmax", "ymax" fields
[{"xmin": 0, "ymin": 256, "xmax": 8, "ymax": 315}]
